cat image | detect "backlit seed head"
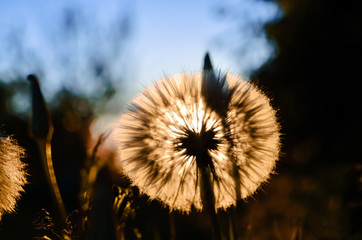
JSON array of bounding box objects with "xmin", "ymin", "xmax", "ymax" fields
[
  {"xmin": 0, "ymin": 133, "xmax": 27, "ymax": 219},
  {"xmin": 116, "ymin": 72, "xmax": 280, "ymax": 212}
]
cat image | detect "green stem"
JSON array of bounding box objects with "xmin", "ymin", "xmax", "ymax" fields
[{"xmin": 37, "ymin": 139, "xmax": 67, "ymax": 221}]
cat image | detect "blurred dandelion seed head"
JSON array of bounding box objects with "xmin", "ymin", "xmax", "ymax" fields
[
  {"xmin": 117, "ymin": 72, "xmax": 280, "ymax": 212},
  {"xmin": 0, "ymin": 134, "xmax": 27, "ymax": 219}
]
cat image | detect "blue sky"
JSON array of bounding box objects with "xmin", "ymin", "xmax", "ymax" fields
[
  {"xmin": 0, "ymin": 0, "xmax": 281, "ymax": 133},
  {"xmin": 133, "ymin": 0, "xmax": 238, "ymax": 83}
]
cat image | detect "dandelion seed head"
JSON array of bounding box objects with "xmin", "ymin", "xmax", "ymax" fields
[
  {"xmin": 117, "ymin": 72, "xmax": 280, "ymax": 212},
  {"xmin": 0, "ymin": 133, "xmax": 27, "ymax": 219}
]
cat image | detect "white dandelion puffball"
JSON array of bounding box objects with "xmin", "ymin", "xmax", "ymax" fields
[
  {"xmin": 117, "ymin": 71, "xmax": 280, "ymax": 212},
  {"xmin": 0, "ymin": 134, "xmax": 27, "ymax": 219}
]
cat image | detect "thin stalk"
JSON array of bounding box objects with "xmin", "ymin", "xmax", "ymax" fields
[
  {"xmin": 229, "ymin": 215, "xmax": 234, "ymax": 240},
  {"xmin": 169, "ymin": 212, "xmax": 176, "ymax": 240},
  {"xmin": 222, "ymin": 117, "xmax": 241, "ymax": 240},
  {"xmin": 230, "ymin": 207, "xmax": 239, "ymax": 240},
  {"xmin": 197, "ymin": 155, "xmax": 222, "ymax": 240},
  {"xmin": 231, "ymin": 165, "xmax": 241, "ymax": 240},
  {"xmin": 37, "ymin": 138, "xmax": 67, "ymax": 221}
]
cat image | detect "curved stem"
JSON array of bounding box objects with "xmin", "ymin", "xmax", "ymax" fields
[{"xmin": 37, "ymin": 139, "xmax": 67, "ymax": 221}]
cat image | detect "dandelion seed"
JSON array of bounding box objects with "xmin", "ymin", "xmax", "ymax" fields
[
  {"xmin": 116, "ymin": 59, "xmax": 280, "ymax": 212},
  {"xmin": 0, "ymin": 133, "xmax": 27, "ymax": 219}
]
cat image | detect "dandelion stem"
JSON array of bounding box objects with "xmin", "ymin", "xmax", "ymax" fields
[
  {"xmin": 197, "ymin": 154, "xmax": 222, "ymax": 240},
  {"xmin": 221, "ymin": 116, "xmax": 241, "ymax": 240},
  {"xmin": 169, "ymin": 212, "xmax": 176, "ymax": 240},
  {"xmin": 231, "ymin": 166, "xmax": 241, "ymax": 240},
  {"xmin": 230, "ymin": 207, "xmax": 239, "ymax": 240}
]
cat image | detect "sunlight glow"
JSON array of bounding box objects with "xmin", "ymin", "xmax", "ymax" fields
[
  {"xmin": 116, "ymin": 72, "xmax": 280, "ymax": 212},
  {"xmin": 0, "ymin": 134, "xmax": 27, "ymax": 219}
]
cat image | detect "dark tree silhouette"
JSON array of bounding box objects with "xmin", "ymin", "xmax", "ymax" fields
[{"xmin": 224, "ymin": 0, "xmax": 362, "ymax": 239}]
